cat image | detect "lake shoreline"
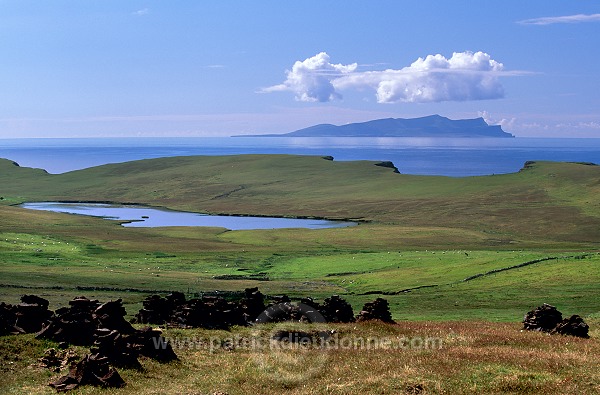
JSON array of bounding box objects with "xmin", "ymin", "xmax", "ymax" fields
[{"xmin": 18, "ymin": 200, "xmax": 360, "ymax": 230}]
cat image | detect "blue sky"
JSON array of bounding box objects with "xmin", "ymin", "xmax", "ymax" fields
[{"xmin": 1, "ymin": 1, "xmax": 599, "ymax": 138}]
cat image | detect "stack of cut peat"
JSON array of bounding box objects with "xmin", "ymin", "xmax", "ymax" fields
[
  {"xmin": 48, "ymin": 354, "xmax": 126, "ymax": 392},
  {"xmin": 28, "ymin": 295, "xmax": 178, "ymax": 392},
  {"xmin": 133, "ymin": 288, "xmax": 268, "ymax": 327},
  {"xmin": 356, "ymin": 298, "xmax": 395, "ymax": 323},
  {"xmin": 133, "ymin": 291, "xmax": 186, "ymax": 325},
  {"xmin": 0, "ymin": 295, "xmax": 53, "ymax": 335},
  {"xmin": 257, "ymin": 295, "xmax": 319, "ymax": 323},
  {"xmin": 37, "ymin": 296, "xmax": 100, "ymax": 345},
  {"xmin": 321, "ymin": 295, "xmax": 356, "ymax": 323},
  {"xmin": 522, "ymin": 303, "xmax": 589, "ymax": 338},
  {"xmin": 0, "ymin": 290, "xmax": 402, "ymax": 392},
  {"xmin": 0, "ymin": 302, "xmax": 18, "ymax": 335},
  {"xmin": 173, "ymin": 295, "xmax": 247, "ymax": 329},
  {"xmin": 133, "ymin": 288, "xmax": 369, "ymax": 328},
  {"xmin": 239, "ymin": 287, "xmax": 267, "ymax": 320}
]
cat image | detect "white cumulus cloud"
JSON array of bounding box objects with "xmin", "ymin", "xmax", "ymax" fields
[
  {"xmin": 478, "ymin": 110, "xmax": 516, "ymax": 131},
  {"xmin": 263, "ymin": 51, "xmax": 508, "ymax": 104},
  {"xmin": 261, "ymin": 52, "xmax": 357, "ymax": 102}
]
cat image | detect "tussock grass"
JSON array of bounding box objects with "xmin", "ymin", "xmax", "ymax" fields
[{"xmin": 1, "ymin": 321, "xmax": 598, "ymax": 394}]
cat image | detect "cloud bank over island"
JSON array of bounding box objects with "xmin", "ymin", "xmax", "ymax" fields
[{"xmin": 262, "ymin": 51, "xmax": 508, "ymax": 104}]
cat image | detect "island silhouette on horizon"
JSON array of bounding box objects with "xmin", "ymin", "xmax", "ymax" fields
[{"xmin": 237, "ymin": 114, "xmax": 514, "ymax": 138}]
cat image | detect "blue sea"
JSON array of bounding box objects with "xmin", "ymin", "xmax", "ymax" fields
[{"xmin": 1, "ymin": 137, "xmax": 600, "ymax": 177}]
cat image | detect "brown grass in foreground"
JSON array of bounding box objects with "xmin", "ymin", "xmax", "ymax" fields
[{"xmin": 1, "ymin": 320, "xmax": 598, "ymax": 394}]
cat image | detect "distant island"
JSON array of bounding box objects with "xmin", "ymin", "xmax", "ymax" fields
[{"xmin": 238, "ymin": 115, "xmax": 514, "ymax": 138}]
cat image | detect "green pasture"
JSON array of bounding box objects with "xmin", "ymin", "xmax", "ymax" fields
[
  {"xmin": 1, "ymin": 155, "xmax": 599, "ymax": 321},
  {"xmin": 0, "ymin": 229, "xmax": 598, "ymax": 321}
]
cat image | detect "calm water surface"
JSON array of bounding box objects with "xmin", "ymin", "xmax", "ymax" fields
[
  {"xmin": 2, "ymin": 137, "xmax": 600, "ymax": 176},
  {"xmin": 19, "ymin": 202, "xmax": 356, "ymax": 230}
]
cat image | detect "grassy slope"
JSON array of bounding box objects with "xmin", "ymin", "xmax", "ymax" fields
[
  {"xmin": 1, "ymin": 155, "xmax": 600, "ymax": 394},
  {"xmin": 2, "ymin": 155, "xmax": 600, "ymax": 243},
  {"xmin": 1, "ymin": 321, "xmax": 599, "ymax": 394},
  {"xmin": 1, "ymin": 228, "xmax": 597, "ymax": 320},
  {"xmin": 1, "ymin": 155, "xmax": 598, "ymax": 320}
]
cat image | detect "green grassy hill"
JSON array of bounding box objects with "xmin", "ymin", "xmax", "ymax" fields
[
  {"xmin": 0, "ymin": 154, "xmax": 598, "ymax": 321},
  {"xmin": 2, "ymin": 155, "xmax": 600, "ymax": 245},
  {"xmin": 1, "ymin": 155, "xmax": 599, "ymax": 394}
]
